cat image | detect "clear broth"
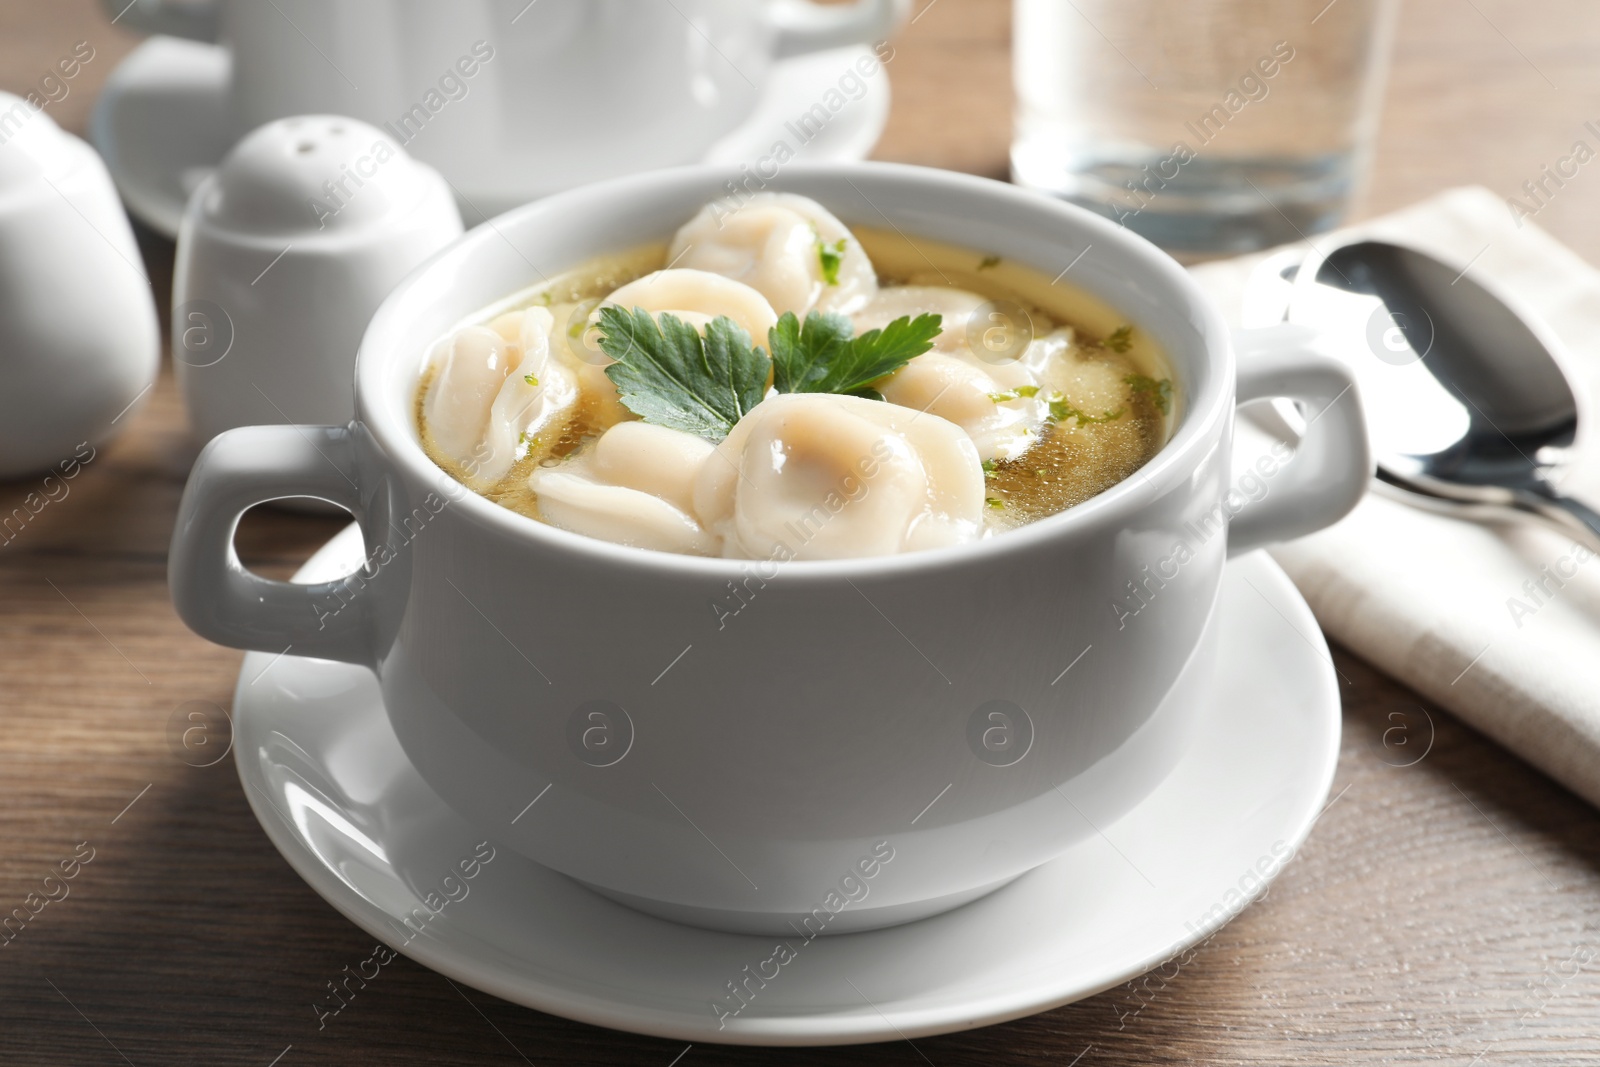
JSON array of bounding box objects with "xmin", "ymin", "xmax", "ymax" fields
[{"xmin": 417, "ymin": 229, "xmax": 1178, "ymax": 537}]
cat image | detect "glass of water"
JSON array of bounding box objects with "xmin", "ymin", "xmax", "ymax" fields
[{"xmin": 1012, "ymin": 0, "xmax": 1399, "ymax": 256}]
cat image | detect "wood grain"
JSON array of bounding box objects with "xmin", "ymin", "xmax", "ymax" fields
[{"xmin": 4, "ymin": 1, "xmax": 1600, "ymax": 1063}]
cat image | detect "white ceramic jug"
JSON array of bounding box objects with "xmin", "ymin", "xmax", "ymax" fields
[{"xmin": 0, "ymin": 92, "xmax": 159, "ymax": 479}]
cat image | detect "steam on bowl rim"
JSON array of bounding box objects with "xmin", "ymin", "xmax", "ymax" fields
[{"xmin": 354, "ymin": 161, "xmax": 1234, "ymax": 580}]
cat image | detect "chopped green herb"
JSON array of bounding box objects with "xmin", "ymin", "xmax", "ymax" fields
[
  {"xmin": 817, "ymin": 238, "xmax": 848, "ymax": 286},
  {"xmin": 517, "ymin": 431, "xmax": 540, "ymax": 449},
  {"xmin": 977, "ymin": 255, "xmax": 1002, "ymax": 271},
  {"xmin": 1105, "ymin": 325, "xmax": 1134, "ymax": 353},
  {"xmin": 982, "ymin": 458, "xmax": 998, "ymax": 476},
  {"xmin": 1124, "ymin": 374, "xmax": 1173, "ymax": 415},
  {"xmin": 988, "ymin": 384, "xmax": 1041, "ymax": 403},
  {"xmin": 1047, "ymin": 391, "xmax": 1124, "ymax": 425},
  {"xmin": 985, "ymin": 497, "xmax": 1006, "ymax": 510},
  {"xmin": 597, "ymin": 306, "xmax": 771, "ymax": 441},
  {"xmin": 770, "ymin": 310, "xmax": 942, "ymax": 396},
  {"xmin": 523, "ymin": 373, "xmax": 539, "ymax": 387},
  {"xmin": 1034, "ymin": 469, "xmax": 1047, "ymax": 478},
  {"xmin": 595, "ymin": 304, "xmax": 942, "ymax": 441}
]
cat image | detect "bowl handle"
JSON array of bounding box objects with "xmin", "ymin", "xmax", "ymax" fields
[
  {"xmin": 169, "ymin": 424, "xmax": 375, "ymax": 666},
  {"xmin": 769, "ymin": 0, "xmax": 911, "ymax": 58},
  {"xmin": 1227, "ymin": 323, "xmax": 1373, "ymax": 556}
]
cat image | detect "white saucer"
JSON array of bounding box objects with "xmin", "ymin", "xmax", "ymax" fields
[
  {"xmin": 233, "ymin": 526, "xmax": 1339, "ymax": 1046},
  {"xmin": 89, "ymin": 37, "xmax": 892, "ymax": 239}
]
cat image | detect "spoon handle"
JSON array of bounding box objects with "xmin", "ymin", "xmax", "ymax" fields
[
  {"xmin": 1516, "ymin": 485, "xmax": 1600, "ymax": 552},
  {"xmin": 1376, "ymin": 472, "xmax": 1600, "ymax": 553}
]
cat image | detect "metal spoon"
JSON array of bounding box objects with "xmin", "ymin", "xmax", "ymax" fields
[{"xmin": 1267, "ymin": 238, "xmax": 1600, "ymax": 548}]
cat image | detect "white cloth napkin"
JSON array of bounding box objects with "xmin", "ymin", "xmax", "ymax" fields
[{"xmin": 1189, "ymin": 186, "xmax": 1600, "ymax": 808}]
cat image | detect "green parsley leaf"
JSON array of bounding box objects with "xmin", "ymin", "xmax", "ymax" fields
[
  {"xmin": 977, "ymin": 255, "xmax": 1002, "ymax": 271},
  {"xmin": 988, "ymin": 384, "xmax": 1040, "ymax": 403},
  {"xmin": 1124, "ymin": 373, "xmax": 1173, "ymax": 415},
  {"xmin": 593, "ymin": 303, "xmax": 944, "ymax": 441},
  {"xmin": 1047, "ymin": 392, "xmax": 1124, "ymax": 425},
  {"xmin": 597, "ymin": 306, "xmax": 770, "ymax": 441},
  {"xmin": 1105, "ymin": 324, "xmax": 1134, "ymax": 353},
  {"xmin": 981, "ymin": 458, "xmax": 998, "ymax": 476},
  {"xmin": 817, "ymin": 238, "xmax": 848, "ymax": 286},
  {"xmin": 769, "ymin": 310, "xmax": 848, "ymax": 392},
  {"xmin": 985, "ymin": 496, "xmax": 1005, "ymax": 510},
  {"xmin": 523, "ymin": 373, "xmax": 539, "ymax": 387},
  {"xmin": 770, "ymin": 310, "xmax": 942, "ymax": 396}
]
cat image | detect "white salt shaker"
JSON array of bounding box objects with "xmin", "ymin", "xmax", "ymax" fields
[
  {"xmin": 173, "ymin": 115, "xmax": 462, "ymax": 444},
  {"xmin": 0, "ymin": 91, "xmax": 159, "ymax": 479}
]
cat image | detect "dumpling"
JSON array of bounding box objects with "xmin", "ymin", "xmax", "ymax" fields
[
  {"xmin": 853, "ymin": 286, "xmax": 986, "ymax": 356},
  {"xmin": 422, "ymin": 325, "xmax": 514, "ymax": 464},
  {"xmin": 1026, "ymin": 326, "xmax": 1136, "ymax": 427},
  {"xmin": 860, "ymin": 286, "xmax": 1047, "ymax": 461},
  {"xmin": 853, "ymin": 285, "xmax": 1041, "ymax": 375},
  {"xmin": 546, "ymin": 301, "xmax": 631, "ymax": 430},
  {"xmin": 602, "ymin": 269, "xmax": 778, "ymax": 343},
  {"xmin": 878, "ymin": 351, "xmax": 1048, "ymax": 463},
  {"xmin": 487, "ymin": 310, "xmax": 529, "ymax": 346},
  {"xmin": 667, "ymin": 193, "xmax": 876, "ymax": 317},
  {"xmin": 528, "ymin": 421, "xmax": 719, "ymax": 555},
  {"xmin": 422, "ymin": 309, "xmax": 580, "ymax": 487},
  {"xmin": 528, "ymin": 473, "xmax": 718, "ymax": 556},
  {"xmin": 693, "ymin": 393, "xmax": 984, "ymax": 560},
  {"xmin": 580, "ymin": 420, "xmax": 712, "ymax": 515},
  {"xmin": 478, "ymin": 310, "xmax": 581, "ymax": 482},
  {"xmin": 1019, "ymin": 326, "xmax": 1078, "ymax": 381}
]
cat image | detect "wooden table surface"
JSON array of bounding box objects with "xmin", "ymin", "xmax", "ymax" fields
[{"xmin": 5, "ymin": 1, "xmax": 1600, "ymax": 1063}]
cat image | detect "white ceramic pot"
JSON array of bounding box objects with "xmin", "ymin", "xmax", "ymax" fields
[
  {"xmin": 104, "ymin": 0, "xmax": 910, "ymax": 218},
  {"xmin": 169, "ymin": 163, "xmax": 1370, "ymax": 934},
  {"xmin": 0, "ymin": 92, "xmax": 158, "ymax": 479},
  {"xmin": 173, "ymin": 115, "xmax": 462, "ymax": 444}
]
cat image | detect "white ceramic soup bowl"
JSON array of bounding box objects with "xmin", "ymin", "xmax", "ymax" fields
[{"xmin": 170, "ymin": 163, "xmax": 1369, "ymax": 935}]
